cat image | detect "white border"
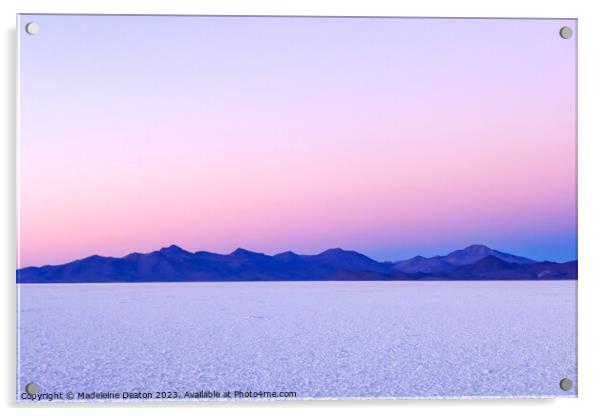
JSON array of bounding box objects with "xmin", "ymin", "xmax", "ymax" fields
[{"xmin": 3, "ymin": 1, "xmax": 601, "ymax": 415}]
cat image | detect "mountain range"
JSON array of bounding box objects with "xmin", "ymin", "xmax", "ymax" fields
[{"xmin": 17, "ymin": 244, "xmax": 577, "ymax": 283}]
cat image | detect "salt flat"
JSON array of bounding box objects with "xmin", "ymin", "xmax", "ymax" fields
[{"xmin": 17, "ymin": 281, "xmax": 577, "ymax": 401}]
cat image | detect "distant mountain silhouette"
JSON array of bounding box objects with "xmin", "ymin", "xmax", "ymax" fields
[
  {"xmin": 17, "ymin": 244, "xmax": 577, "ymax": 283},
  {"xmin": 393, "ymin": 244, "xmax": 535, "ymax": 274},
  {"xmin": 393, "ymin": 255, "xmax": 453, "ymax": 274},
  {"xmin": 442, "ymin": 244, "xmax": 535, "ymax": 266},
  {"xmin": 438, "ymin": 255, "xmax": 577, "ymax": 280}
]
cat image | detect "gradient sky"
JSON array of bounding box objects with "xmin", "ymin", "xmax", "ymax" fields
[{"xmin": 18, "ymin": 15, "xmax": 577, "ymax": 267}]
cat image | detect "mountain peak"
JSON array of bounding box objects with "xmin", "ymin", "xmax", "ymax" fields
[
  {"xmin": 230, "ymin": 248, "xmax": 263, "ymax": 256},
  {"xmin": 319, "ymin": 248, "xmax": 350, "ymax": 255},
  {"xmin": 463, "ymin": 244, "xmax": 492, "ymax": 253},
  {"xmin": 444, "ymin": 244, "xmax": 534, "ymax": 266},
  {"xmin": 393, "ymin": 254, "xmax": 453, "ymax": 274},
  {"xmin": 159, "ymin": 244, "xmax": 189, "ymax": 254},
  {"xmin": 275, "ymin": 250, "xmax": 299, "ymax": 258}
]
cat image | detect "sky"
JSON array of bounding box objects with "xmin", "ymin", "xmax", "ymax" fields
[{"xmin": 18, "ymin": 15, "xmax": 577, "ymax": 267}]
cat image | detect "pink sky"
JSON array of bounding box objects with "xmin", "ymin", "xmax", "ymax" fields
[{"xmin": 18, "ymin": 16, "xmax": 577, "ymax": 266}]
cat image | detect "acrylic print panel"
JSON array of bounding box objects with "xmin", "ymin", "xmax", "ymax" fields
[{"xmin": 16, "ymin": 15, "xmax": 577, "ymax": 402}]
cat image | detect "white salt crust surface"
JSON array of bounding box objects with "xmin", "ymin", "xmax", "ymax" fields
[{"xmin": 17, "ymin": 281, "xmax": 577, "ymax": 401}]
